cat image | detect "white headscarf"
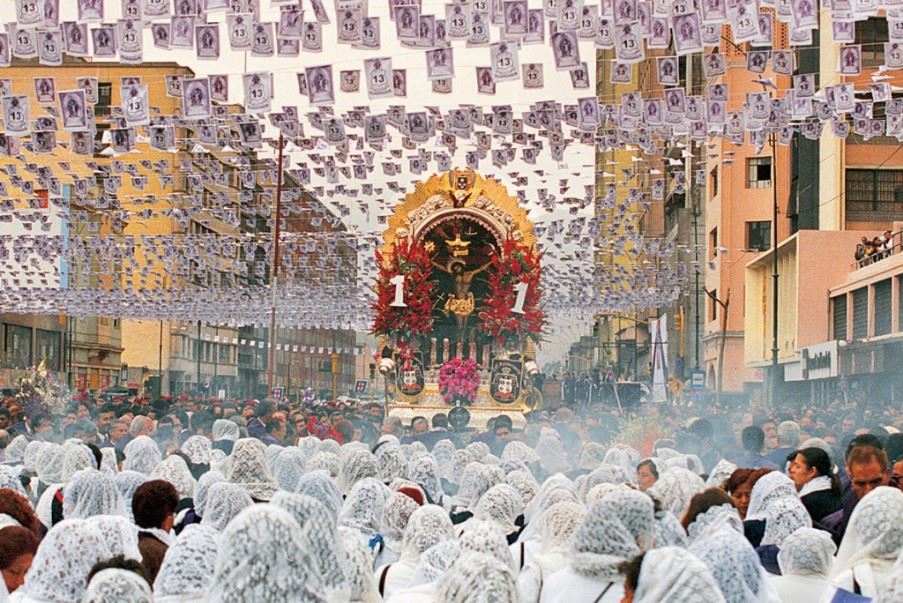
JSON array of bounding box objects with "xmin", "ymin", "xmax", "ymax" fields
[
  {"xmin": 634, "ymin": 546, "xmax": 726, "ymax": 603},
  {"xmin": 151, "ymin": 455, "xmax": 197, "ymax": 499},
  {"xmin": 687, "ymin": 504, "xmax": 744, "ymax": 545},
  {"xmin": 569, "ymin": 486, "xmax": 654, "ymax": 581},
  {"xmin": 777, "ymin": 527, "xmax": 836, "ymax": 577},
  {"xmin": 180, "ymin": 436, "xmax": 211, "ymax": 467},
  {"xmin": 200, "ymin": 482, "xmax": 253, "ymax": 531},
  {"xmin": 457, "ymin": 520, "xmax": 515, "ymax": 571},
  {"xmin": 473, "ymin": 483, "xmax": 524, "ymax": 534},
  {"xmin": 407, "ymin": 454, "xmax": 444, "ymax": 504},
  {"xmin": 832, "ymin": 486, "xmax": 903, "ymax": 585},
  {"xmin": 338, "ymin": 477, "xmax": 391, "ymax": 539},
  {"xmin": 22, "ymin": 441, "xmax": 47, "ymax": 473},
  {"xmin": 193, "ymin": 470, "xmax": 225, "ymax": 518},
  {"xmin": 451, "ymin": 462, "xmax": 504, "ymax": 509},
  {"xmin": 206, "ymin": 504, "xmax": 326, "ymax": 602},
  {"xmin": 211, "ymin": 419, "xmax": 239, "ymax": 442},
  {"xmin": 649, "ymin": 466, "xmax": 705, "ymax": 517},
  {"xmin": 153, "ymin": 524, "xmax": 220, "ymax": 602},
  {"xmin": 61, "ymin": 442, "xmax": 97, "ymax": 482},
  {"xmin": 874, "ymin": 547, "xmax": 903, "ymax": 603},
  {"xmin": 338, "ymin": 526, "xmax": 380, "ymax": 603},
  {"xmin": 63, "ymin": 469, "xmax": 126, "ymax": 519},
  {"xmin": 375, "ymin": 445, "xmax": 408, "ymax": 483},
  {"xmin": 113, "ymin": 470, "xmax": 148, "ymax": 522},
  {"xmin": 4, "ymin": 435, "xmax": 29, "ymax": 465},
  {"xmin": 295, "ymin": 470, "xmax": 343, "ymax": 519},
  {"xmin": 17, "ymin": 519, "xmax": 111, "ymax": 603},
  {"xmin": 225, "ymin": 438, "xmax": 276, "ymax": 500},
  {"xmin": 271, "ymin": 447, "xmax": 308, "ymax": 492},
  {"xmin": 535, "ymin": 431, "xmax": 570, "ymax": 475},
  {"xmin": 432, "ymin": 440, "xmax": 457, "ymax": 479},
  {"xmin": 338, "ymin": 448, "xmax": 380, "ymax": 495},
  {"xmin": 437, "ymin": 552, "xmax": 517, "ymax": 602},
  {"xmin": 745, "ymin": 471, "xmax": 811, "ymax": 546},
  {"xmin": 400, "ymin": 504, "xmax": 456, "ymax": 563},
  {"xmin": 271, "ymin": 491, "xmax": 349, "ymax": 593},
  {"xmin": 86, "ymin": 515, "xmax": 141, "ymax": 561},
  {"xmin": 83, "ymin": 568, "xmax": 153, "ymax": 603},
  {"xmin": 35, "ymin": 444, "xmax": 64, "ymax": 485},
  {"xmin": 381, "ymin": 491, "xmax": 420, "ymax": 553},
  {"xmin": 689, "ymin": 526, "xmax": 779, "ymax": 603},
  {"xmin": 122, "ymin": 436, "xmax": 161, "ymax": 476}
]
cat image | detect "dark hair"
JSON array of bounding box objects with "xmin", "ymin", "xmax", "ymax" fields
[
  {"xmin": 132, "ymin": 480, "xmax": 179, "ymax": 529},
  {"xmin": 494, "ymin": 414, "xmax": 513, "ymax": 430},
  {"xmin": 99, "ymin": 403, "xmax": 117, "ymax": 416},
  {"xmin": 411, "ymin": 416, "xmax": 428, "ymax": 428},
  {"xmin": 333, "ymin": 419, "xmax": 354, "ymax": 441},
  {"xmin": 637, "ymin": 459, "xmax": 659, "ymax": 480},
  {"xmin": 0, "ymin": 526, "xmax": 38, "ymax": 569},
  {"xmin": 796, "ymin": 447, "xmax": 841, "ymax": 495},
  {"xmin": 847, "ymin": 444, "xmax": 889, "ymax": 472},
  {"xmin": 255, "ymin": 401, "xmax": 276, "ymax": 418},
  {"xmin": 0, "ymin": 488, "xmax": 42, "ymax": 538},
  {"xmin": 887, "ymin": 433, "xmax": 903, "ymax": 464},
  {"xmin": 619, "ymin": 553, "xmax": 646, "ymax": 593},
  {"xmin": 741, "ymin": 426, "xmax": 765, "ymax": 453},
  {"xmin": 87, "ymin": 555, "xmax": 151, "ymax": 585},
  {"xmin": 31, "ymin": 414, "xmax": 52, "ymax": 428},
  {"xmin": 688, "ymin": 418, "xmax": 714, "ymax": 441},
  {"xmin": 190, "ymin": 411, "xmax": 214, "ymax": 434},
  {"xmin": 265, "ymin": 419, "xmax": 284, "ymax": 434},
  {"xmin": 432, "ymin": 413, "xmax": 448, "ymax": 429},
  {"xmin": 681, "ymin": 487, "xmax": 733, "ymax": 529},
  {"xmin": 845, "ymin": 434, "xmax": 883, "ymax": 461},
  {"xmin": 725, "ymin": 468, "xmax": 754, "ymax": 493},
  {"xmin": 86, "ymin": 443, "xmax": 103, "ymax": 470}
]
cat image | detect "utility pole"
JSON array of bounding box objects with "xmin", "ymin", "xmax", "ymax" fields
[
  {"xmin": 705, "ymin": 288, "xmax": 730, "ymax": 406},
  {"xmin": 769, "ymin": 132, "xmax": 780, "ymax": 407},
  {"xmin": 267, "ymin": 133, "xmax": 285, "ymax": 393}
]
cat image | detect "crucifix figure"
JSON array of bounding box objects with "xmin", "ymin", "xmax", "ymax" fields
[{"xmin": 433, "ymin": 256, "xmax": 492, "ymax": 348}]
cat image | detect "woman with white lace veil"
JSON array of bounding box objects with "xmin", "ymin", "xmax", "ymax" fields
[
  {"xmin": 375, "ymin": 444, "xmax": 408, "ymax": 484},
  {"xmin": 150, "ymin": 455, "xmax": 196, "ymax": 501},
  {"xmin": 33, "ymin": 443, "xmax": 63, "ymax": 499},
  {"xmin": 374, "ymin": 504, "xmax": 455, "ymax": 599},
  {"xmin": 122, "ymin": 436, "xmax": 161, "ymax": 475},
  {"xmin": 211, "ymin": 419, "xmax": 239, "ymax": 455},
  {"xmin": 113, "ymin": 471, "xmax": 148, "ymax": 523},
  {"xmin": 199, "ymin": 482, "xmax": 253, "ymax": 531},
  {"xmin": 206, "ymin": 504, "xmax": 326, "ymax": 603},
  {"xmin": 542, "ymin": 486, "xmax": 655, "ymax": 603},
  {"xmin": 337, "ymin": 448, "xmax": 380, "ymax": 495},
  {"xmin": 180, "ymin": 435, "xmax": 211, "ymax": 471},
  {"xmin": 407, "ymin": 454, "xmax": 445, "ymax": 507},
  {"xmin": 384, "ymin": 540, "xmax": 458, "ymax": 603},
  {"xmin": 225, "ymin": 438, "xmax": 277, "ymax": 501},
  {"xmin": 191, "ymin": 470, "xmax": 224, "ymax": 520},
  {"xmin": 296, "ymin": 470, "xmax": 343, "ymax": 520},
  {"xmin": 153, "ymin": 524, "xmax": 220, "ymax": 603},
  {"xmin": 271, "ymin": 492, "xmax": 349, "ymax": 597},
  {"xmin": 689, "ymin": 525, "xmax": 780, "ymax": 603},
  {"xmin": 339, "ymin": 477, "xmax": 391, "ymax": 545},
  {"xmin": 35, "ymin": 442, "xmax": 94, "ymax": 527},
  {"xmin": 306, "ymin": 451, "xmax": 340, "ymax": 478},
  {"xmin": 874, "ymin": 547, "xmax": 903, "ymax": 603},
  {"xmin": 62, "ymin": 468, "xmax": 126, "ymax": 519},
  {"xmin": 437, "ymin": 552, "xmax": 518, "ymax": 603},
  {"xmin": 648, "ymin": 466, "xmax": 705, "ymax": 518},
  {"xmin": 534, "ymin": 430, "xmax": 570, "ymax": 476},
  {"xmin": 85, "ymin": 515, "xmax": 141, "ymax": 561},
  {"xmin": 270, "ymin": 447, "xmax": 308, "ymax": 492},
  {"xmin": 467, "ymin": 483, "xmax": 524, "ymax": 542},
  {"xmin": 3, "ymin": 435, "xmax": 29, "ymax": 467},
  {"xmin": 339, "ymin": 527, "xmax": 381, "ymax": 603},
  {"xmin": 767, "ymin": 527, "xmax": 835, "ymax": 603},
  {"xmin": 576, "ymin": 464, "xmax": 632, "ymax": 502},
  {"xmin": 517, "ymin": 501, "xmax": 584, "ymax": 603},
  {"xmin": 431, "ymin": 439, "xmax": 456, "ymax": 480},
  {"xmin": 83, "ymin": 568, "xmax": 153, "ymax": 603},
  {"xmin": 450, "ymin": 462, "xmax": 504, "ymax": 512},
  {"xmin": 506, "ymin": 470, "xmax": 539, "ymax": 508},
  {"xmin": 744, "ymin": 471, "xmax": 811, "ymax": 548},
  {"xmin": 15, "ymin": 519, "xmax": 111, "ymax": 603},
  {"xmin": 829, "ymin": 486, "xmax": 903, "ymax": 598},
  {"xmin": 626, "ymin": 546, "xmax": 726, "ymax": 603},
  {"xmin": 378, "ymin": 491, "xmax": 420, "ymax": 567}
]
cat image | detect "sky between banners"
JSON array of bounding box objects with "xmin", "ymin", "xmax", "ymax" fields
[{"xmin": 0, "ymin": 0, "xmax": 897, "ymax": 359}]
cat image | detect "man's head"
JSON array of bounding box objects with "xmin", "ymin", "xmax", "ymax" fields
[
  {"xmin": 382, "ymin": 415, "xmax": 402, "ymax": 435},
  {"xmin": 688, "ymin": 418, "xmax": 714, "ymax": 443},
  {"xmin": 776, "ymin": 420, "xmax": 801, "ymax": 448},
  {"xmin": 0, "ymin": 409, "xmax": 9, "ymax": 430},
  {"xmin": 110, "ymin": 420, "xmax": 129, "ymax": 444},
  {"xmin": 411, "ymin": 416, "xmax": 429, "ymax": 435},
  {"xmin": 132, "ymin": 480, "xmax": 179, "ymax": 531},
  {"xmin": 266, "ymin": 419, "xmax": 286, "ymax": 443},
  {"xmin": 493, "ymin": 415, "xmax": 513, "ymax": 441},
  {"xmin": 190, "ymin": 411, "xmax": 214, "ymax": 437},
  {"xmin": 846, "ymin": 445, "xmax": 890, "ymax": 500},
  {"xmin": 31, "ymin": 415, "xmax": 53, "ymax": 440},
  {"xmin": 96, "ymin": 404, "xmax": 117, "ymax": 435},
  {"xmin": 129, "ymin": 415, "xmax": 155, "ymax": 438},
  {"xmin": 432, "ymin": 413, "xmax": 449, "ymax": 430},
  {"xmin": 255, "ymin": 400, "xmax": 276, "ymax": 421},
  {"xmin": 741, "ymin": 425, "xmax": 766, "ymax": 454}
]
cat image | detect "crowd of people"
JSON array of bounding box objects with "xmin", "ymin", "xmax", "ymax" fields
[
  {"xmin": 855, "ymin": 230, "xmax": 897, "ymax": 266},
  {"xmin": 0, "ymin": 391, "xmax": 902, "ymax": 602}
]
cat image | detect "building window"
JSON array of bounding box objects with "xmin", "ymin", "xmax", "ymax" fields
[
  {"xmin": 852, "ymin": 287, "xmax": 869, "ymax": 340},
  {"xmin": 35, "ymin": 329, "xmax": 61, "ymax": 372},
  {"xmin": 746, "ymin": 221, "xmax": 772, "ymax": 252},
  {"xmin": 845, "ymin": 169, "xmax": 903, "ymax": 221},
  {"xmin": 856, "ymin": 17, "xmax": 888, "ymax": 67},
  {"xmin": 4, "ymin": 325, "xmax": 31, "ymax": 369},
  {"xmin": 747, "ymin": 157, "xmax": 772, "ymax": 189},
  {"xmin": 832, "ymin": 295, "xmax": 847, "ymax": 340},
  {"xmin": 709, "ymin": 228, "xmax": 718, "ymax": 259},
  {"xmin": 709, "ymin": 290, "xmax": 718, "ymax": 322},
  {"xmin": 710, "ymin": 165, "xmax": 719, "ymax": 200},
  {"xmin": 874, "ymin": 279, "xmax": 892, "ymax": 336}
]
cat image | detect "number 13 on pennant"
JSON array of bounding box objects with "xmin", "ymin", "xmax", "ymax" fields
[
  {"xmin": 389, "ymin": 274, "xmax": 407, "ymax": 307},
  {"xmin": 512, "ymin": 282, "xmax": 528, "ymax": 314}
]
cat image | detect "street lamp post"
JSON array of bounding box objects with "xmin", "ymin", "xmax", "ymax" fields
[{"xmin": 769, "ymin": 132, "xmax": 780, "ymax": 407}]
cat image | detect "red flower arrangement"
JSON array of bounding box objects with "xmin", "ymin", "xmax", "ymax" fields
[
  {"xmin": 479, "ymin": 239, "xmax": 544, "ymax": 346},
  {"xmin": 437, "ymin": 357, "xmax": 481, "ymax": 404},
  {"xmin": 372, "ymin": 240, "xmax": 435, "ymax": 362}
]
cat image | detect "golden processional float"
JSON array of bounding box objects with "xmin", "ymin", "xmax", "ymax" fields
[{"xmin": 371, "ymin": 170, "xmax": 545, "ymax": 423}]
